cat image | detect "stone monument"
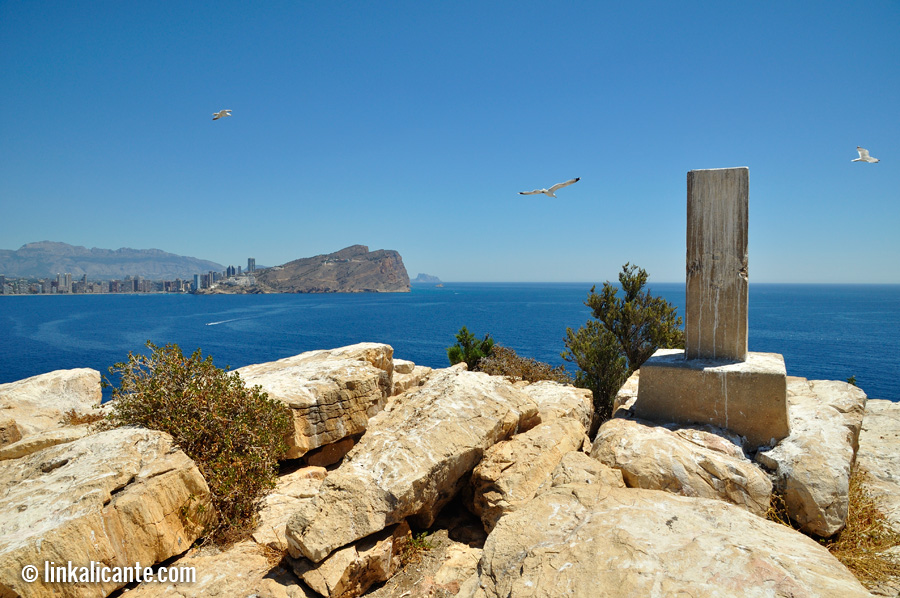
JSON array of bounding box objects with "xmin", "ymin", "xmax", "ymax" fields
[{"xmin": 633, "ymin": 167, "xmax": 789, "ymax": 450}]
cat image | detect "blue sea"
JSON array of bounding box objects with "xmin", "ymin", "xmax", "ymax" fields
[{"xmin": 1, "ymin": 283, "xmax": 898, "ymax": 401}]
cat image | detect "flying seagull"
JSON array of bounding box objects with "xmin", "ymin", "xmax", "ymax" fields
[
  {"xmin": 212, "ymin": 109, "xmax": 232, "ymax": 121},
  {"xmin": 852, "ymin": 146, "xmax": 880, "ymax": 163},
  {"xmin": 519, "ymin": 177, "xmax": 581, "ymax": 198}
]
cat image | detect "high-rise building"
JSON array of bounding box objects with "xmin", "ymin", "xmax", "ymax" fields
[
  {"xmin": 248, "ymin": 258, "xmax": 256, "ymax": 273},
  {"xmin": 0, "ymin": 275, "xmax": 5, "ymax": 294},
  {"xmin": 64, "ymin": 273, "xmax": 72, "ymax": 293}
]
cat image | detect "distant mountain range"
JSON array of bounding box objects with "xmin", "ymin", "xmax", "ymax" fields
[
  {"xmin": 0, "ymin": 241, "xmax": 225, "ymax": 281},
  {"xmin": 198, "ymin": 245, "xmax": 410, "ymax": 294}
]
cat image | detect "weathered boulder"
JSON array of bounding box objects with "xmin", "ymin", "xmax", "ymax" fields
[
  {"xmin": 0, "ymin": 428, "xmax": 213, "ymax": 598},
  {"xmin": 293, "ymin": 521, "xmax": 410, "ymax": 598},
  {"xmin": 755, "ymin": 377, "xmax": 868, "ymax": 537},
  {"xmin": 286, "ymin": 367, "xmax": 540, "ymax": 563},
  {"xmin": 236, "ymin": 343, "xmax": 394, "ymax": 459},
  {"xmin": 391, "ymin": 364, "xmax": 432, "ymax": 396},
  {"xmin": 0, "ymin": 368, "xmax": 101, "ymax": 444},
  {"xmin": 519, "ymin": 381, "xmax": 593, "ymax": 430},
  {"xmin": 592, "ymin": 417, "xmax": 772, "ymax": 516},
  {"xmin": 856, "ymin": 398, "xmax": 900, "ymax": 597},
  {"xmin": 857, "ymin": 398, "xmax": 900, "ymax": 527},
  {"xmin": 612, "ymin": 369, "xmax": 640, "ymax": 413},
  {"xmin": 471, "ymin": 419, "xmax": 587, "ymax": 532},
  {"xmin": 253, "ymin": 466, "xmax": 327, "ymax": 551},
  {"xmin": 125, "ymin": 540, "xmax": 315, "ymax": 598},
  {"xmin": 305, "ymin": 437, "xmax": 356, "ymax": 468},
  {"xmin": 544, "ymin": 450, "xmax": 625, "ymax": 489},
  {"xmin": 470, "ymin": 484, "xmax": 871, "ymax": 598},
  {"xmin": 0, "ymin": 423, "xmax": 93, "ymax": 461},
  {"xmin": 434, "ymin": 544, "xmax": 481, "ymax": 589}
]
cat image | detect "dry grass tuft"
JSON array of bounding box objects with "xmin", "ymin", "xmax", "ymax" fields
[
  {"xmin": 768, "ymin": 466, "xmax": 900, "ymax": 589},
  {"xmin": 822, "ymin": 467, "xmax": 900, "ymax": 589}
]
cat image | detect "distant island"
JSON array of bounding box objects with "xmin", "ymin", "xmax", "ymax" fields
[
  {"xmin": 0, "ymin": 241, "xmax": 224, "ymax": 281},
  {"xmin": 411, "ymin": 273, "xmax": 442, "ymax": 284},
  {"xmin": 197, "ymin": 245, "xmax": 410, "ymax": 294}
]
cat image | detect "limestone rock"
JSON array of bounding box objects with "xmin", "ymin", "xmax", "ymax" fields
[
  {"xmin": 471, "ymin": 419, "xmax": 587, "ymax": 532},
  {"xmin": 613, "ymin": 369, "xmax": 640, "ymax": 413},
  {"xmin": 755, "ymin": 377, "xmax": 868, "ymax": 537},
  {"xmin": 286, "ymin": 367, "xmax": 540, "ymax": 563},
  {"xmin": 0, "ymin": 423, "xmax": 92, "ymax": 461},
  {"xmin": 473, "ymin": 484, "xmax": 870, "ymax": 598},
  {"xmin": 0, "ymin": 368, "xmax": 101, "ymax": 442},
  {"xmin": 434, "ymin": 544, "xmax": 482, "ymax": 588},
  {"xmin": 237, "ymin": 343, "xmax": 394, "ymax": 459},
  {"xmin": 293, "ymin": 521, "xmax": 410, "ymax": 598},
  {"xmin": 0, "ymin": 428, "xmax": 213, "ymax": 598},
  {"xmin": 392, "ymin": 364, "xmax": 432, "ymax": 396},
  {"xmin": 545, "ymin": 450, "xmax": 625, "ymax": 489},
  {"xmin": 519, "ymin": 381, "xmax": 592, "ymax": 429},
  {"xmin": 857, "ymin": 398, "xmax": 900, "ymax": 528},
  {"xmin": 253, "ymin": 466, "xmax": 327, "ymax": 551},
  {"xmin": 591, "ymin": 417, "xmax": 772, "ymax": 516},
  {"xmin": 305, "ymin": 437, "xmax": 356, "ymax": 468},
  {"xmin": 393, "ymin": 359, "xmax": 416, "ymax": 375},
  {"xmin": 125, "ymin": 540, "xmax": 315, "ymax": 598}
]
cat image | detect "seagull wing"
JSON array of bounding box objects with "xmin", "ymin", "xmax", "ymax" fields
[
  {"xmin": 857, "ymin": 147, "xmax": 871, "ymax": 160},
  {"xmin": 547, "ymin": 178, "xmax": 581, "ymax": 194},
  {"xmin": 519, "ymin": 189, "xmax": 545, "ymax": 195}
]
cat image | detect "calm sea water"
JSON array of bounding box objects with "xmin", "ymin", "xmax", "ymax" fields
[{"xmin": 1, "ymin": 283, "xmax": 897, "ymax": 401}]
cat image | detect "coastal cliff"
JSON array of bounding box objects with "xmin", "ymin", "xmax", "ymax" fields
[{"xmin": 201, "ymin": 245, "xmax": 410, "ymax": 294}]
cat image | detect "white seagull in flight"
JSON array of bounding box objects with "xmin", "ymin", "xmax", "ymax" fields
[
  {"xmin": 852, "ymin": 146, "xmax": 880, "ymax": 163},
  {"xmin": 519, "ymin": 177, "xmax": 581, "ymax": 198},
  {"xmin": 212, "ymin": 109, "xmax": 233, "ymax": 121}
]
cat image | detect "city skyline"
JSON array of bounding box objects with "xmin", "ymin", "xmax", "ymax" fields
[{"xmin": 1, "ymin": 3, "xmax": 898, "ymax": 283}]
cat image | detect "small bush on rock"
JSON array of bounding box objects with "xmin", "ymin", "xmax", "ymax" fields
[
  {"xmin": 563, "ymin": 263, "xmax": 683, "ymax": 430},
  {"xmin": 478, "ymin": 345, "xmax": 572, "ymax": 384},
  {"xmin": 447, "ymin": 326, "xmax": 495, "ymax": 370},
  {"xmin": 100, "ymin": 342, "xmax": 293, "ymax": 544}
]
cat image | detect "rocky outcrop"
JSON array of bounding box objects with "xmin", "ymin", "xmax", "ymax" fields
[
  {"xmin": 391, "ymin": 360, "xmax": 432, "ymax": 396},
  {"xmin": 519, "ymin": 381, "xmax": 593, "ymax": 430},
  {"xmin": 286, "ymin": 367, "xmax": 541, "ymax": 563},
  {"xmin": 470, "ymin": 419, "xmax": 587, "ymax": 532},
  {"xmin": 592, "ymin": 417, "xmax": 773, "ymax": 516},
  {"xmin": 0, "ymin": 368, "xmax": 101, "ymax": 444},
  {"xmin": 0, "ymin": 428, "xmax": 213, "ymax": 598},
  {"xmin": 125, "ymin": 541, "xmax": 314, "ymax": 598},
  {"xmin": 612, "ymin": 369, "xmax": 640, "ymax": 413},
  {"xmin": 755, "ymin": 377, "xmax": 868, "ymax": 537},
  {"xmin": 236, "ymin": 343, "xmax": 394, "ymax": 459},
  {"xmin": 856, "ymin": 398, "xmax": 900, "ymax": 597},
  {"xmin": 253, "ymin": 466, "xmax": 328, "ymax": 551},
  {"xmin": 470, "ymin": 483, "xmax": 871, "ymax": 598},
  {"xmin": 857, "ymin": 398, "xmax": 900, "ymax": 528},
  {"xmin": 293, "ymin": 522, "xmax": 411, "ymax": 598},
  {"xmin": 249, "ymin": 245, "xmax": 410, "ymax": 294},
  {"xmin": 0, "ymin": 423, "xmax": 93, "ymax": 461}
]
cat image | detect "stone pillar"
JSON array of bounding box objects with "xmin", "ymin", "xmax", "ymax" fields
[
  {"xmin": 686, "ymin": 167, "xmax": 748, "ymax": 362},
  {"xmin": 633, "ymin": 167, "xmax": 789, "ymax": 450}
]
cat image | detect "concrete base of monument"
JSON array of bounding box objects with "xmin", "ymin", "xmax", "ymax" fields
[{"xmin": 633, "ymin": 349, "xmax": 789, "ymax": 451}]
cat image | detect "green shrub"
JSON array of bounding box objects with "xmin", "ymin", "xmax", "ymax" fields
[
  {"xmin": 478, "ymin": 345, "xmax": 572, "ymax": 385},
  {"xmin": 100, "ymin": 342, "xmax": 293, "ymax": 544},
  {"xmin": 563, "ymin": 263, "xmax": 683, "ymax": 431},
  {"xmin": 447, "ymin": 326, "xmax": 495, "ymax": 370}
]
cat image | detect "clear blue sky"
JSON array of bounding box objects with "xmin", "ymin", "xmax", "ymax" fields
[{"xmin": 1, "ymin": 1, "xmax": 897, "ymax": 283}]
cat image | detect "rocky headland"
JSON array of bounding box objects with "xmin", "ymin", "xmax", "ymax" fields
[
  {"xmin": 200, "ymin": 245, "xmax": 410, "ymax": 294},
  {"xmin": 1, "ymin": 345, "xmax": 897, "ymax": 598}
]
